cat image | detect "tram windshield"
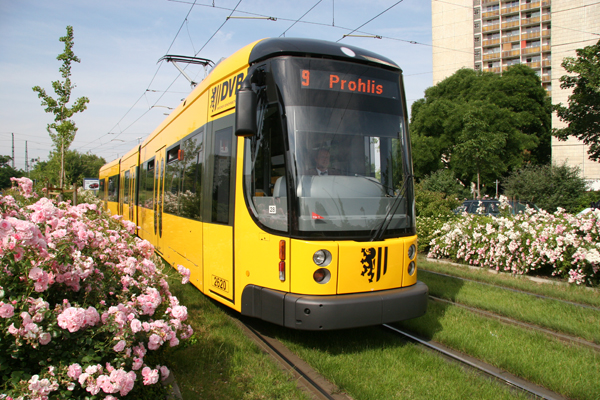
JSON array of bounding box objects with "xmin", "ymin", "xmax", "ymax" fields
[{"xmin": 244, "ymin": 57, "xmax": 415, "ymax": 239}]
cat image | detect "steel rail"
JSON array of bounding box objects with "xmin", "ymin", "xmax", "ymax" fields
[{"xmin": 382, "ymin": 324, "xmax": 568, "ymax": 400}]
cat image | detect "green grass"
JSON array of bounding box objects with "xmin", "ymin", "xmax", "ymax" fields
[
  {"xmin": 419, "ymin": 256, "xmax": 600, "ymax": 308},
  {"xmin": 419, "ymin": 269, "xmax": 600, "ymax": 344},
  {"xmin": 165, "ymin": 276, "xmax": 311, "ymax": 400},
  {"xmin": 396, "ymin": 301, "xmax": 600, "ymax": 400}
]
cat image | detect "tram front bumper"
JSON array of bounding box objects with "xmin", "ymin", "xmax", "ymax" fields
[{"xmin": 241, "ymin": 281, "xmax": 428, "ymax": 331}]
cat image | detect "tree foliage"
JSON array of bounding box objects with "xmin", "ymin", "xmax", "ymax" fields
[
  {"xmin": 502, "ymin": 163, "xmax": 587, "ymax": 213},
  {"xmin": 0, "ymin": 156, "xmax": 24, "ymax": 190},
  {"xmin": 29, "ymin": 150, "xmax": 105, "ymax": 188},
  {"xmin": 410, "ymin": 65, "xmax": 551, "ymax": 190},
  {"xmin": 420, "ymin": 168, "xmax": 470, "ymax": 199},
  {"xmin": 554, "ymin": 39, "xmax": 600, "ymax": 161},
  {"xmin": 32, "ymin": 26, "xmax": 89, "ymax": 188}
]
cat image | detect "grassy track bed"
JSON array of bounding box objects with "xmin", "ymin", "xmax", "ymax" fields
[
  {"xmin": 269, "ymin": 325, "xmax": 530, "ymax": 400},
  {"xmin": 419, "ymin": 257, "xmax": 600, "ymax": 308},
  {"xmin": 419, "ymin": 269, "xmax": 600, "ymax": 345},
  {"xmin": 395, "ymin": 300, "xmax": 600, "ymax": 400},
  {"xmin": 165, "ymin": 277, "xmax": 311, "ymax": 400}
]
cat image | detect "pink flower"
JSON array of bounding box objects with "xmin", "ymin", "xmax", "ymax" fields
[
  {"xmin": 171, "ymin": 305, "xmax": 188, "ymax": 321},
  {"xmin": 130, "ymin": 318, "xmax": 142, "ymax": 333},
  {"xmin": 113, "ymin": 340, "xmax": 126, "ymax": 352},
  {"xmin": 84, "ymin": 306, "xmax": 100, "ymax": 327},
  {"xmin": 160, "ymin": 365, "xmax": 170, "ymax": 381},
  {"xmin": 68, "ymin": 364, "xmax": 83, "ymax": 379},
  {"xmin": 141, "ymin": 367, "xmax": 159, "ymax": 385},
  {"xmin": 148, "ymin": 334, "xmax": 163, "ymax": 350},
  {"xmin": 177, "ymin": 265, "xmax": 191, "ymax": 284},
  {"xmin": 0, "ymin": 302, "xmax": 14, "ymax": 318},
  {"xmin": 39, "ymin": 332, "xmax": 51, "ymax": 345},
  {"xmin": 57, "ymin": 307, "xmax": 86, "ymax": 332},
  {"xmin": 28, "ymin": 267, "xmax": 50, "ymax": 292}
]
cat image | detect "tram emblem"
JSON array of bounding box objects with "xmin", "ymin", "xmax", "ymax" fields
[{"xmin": 360, "ymin": 247, "xmax": 388, "ymax": 283}]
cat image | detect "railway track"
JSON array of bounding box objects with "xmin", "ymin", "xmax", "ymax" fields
[
  {"xmin": 235, "ymin": 318, "xmax": 354, "ymax": 400},
  {"xmin": 428, "ymin": 295, "xmax": 600, "ymax": 351},
  {"xmin": 421, "ymin": 268, "xmax": 600, "ymax": 311},
  {"xmin": 382, "ymin": 324, "xmax": 568, "ymax": 400}
]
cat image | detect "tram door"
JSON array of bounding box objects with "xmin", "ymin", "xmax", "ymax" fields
[
  {"xmin": 153, "ymin": 148, "xmax": 166, "ymax": 253},
  {"xmin": 203, "ymin": 123, "xmax": 235, "ymax": 304}
]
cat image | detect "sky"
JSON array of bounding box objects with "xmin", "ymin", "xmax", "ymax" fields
[{"xmin": 0, "ymin": 0, "xmax": 433, "ymax": 171}]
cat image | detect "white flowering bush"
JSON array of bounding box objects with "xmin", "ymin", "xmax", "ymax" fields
[
  {"xmin": 427, "ymin": 197, "xmax": 600, "ymax": 286},
  {"xmin": 0, "ymin": 178, "xmax": 193, "ymax": 399}
]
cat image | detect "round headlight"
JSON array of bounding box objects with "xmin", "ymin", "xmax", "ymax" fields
[
  {"xmin": 408, "ymin": 261, "xmax": 416, "ymax": 276},
  {"xmin": 408, "ymin": 244, "xmax": 416, "ymax": 260},
  {"xmin": 313, "ymin": 268, "xmax": 331, "ymax": 284},
  {"xmin": 313, "ymin": 249, "xmax": 332, "ymax": 266}
]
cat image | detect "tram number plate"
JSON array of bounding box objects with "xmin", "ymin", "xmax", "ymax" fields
[{"xmin": 211, "ymin": 275, "xmax": 229, "ymax": 293}]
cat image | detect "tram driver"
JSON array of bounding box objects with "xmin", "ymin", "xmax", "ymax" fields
[{"xmin": 306, "ymin": 148, "xmax": 341, "ymax": 176}]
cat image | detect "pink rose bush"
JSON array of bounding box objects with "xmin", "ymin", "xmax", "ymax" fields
[
  {"xmin": 0, "ymin": 179, "xmax": 193, "ymax": 398},
  {"xmin": 427, "ymin": 198, "xmax": 600, "ymax": 286}
]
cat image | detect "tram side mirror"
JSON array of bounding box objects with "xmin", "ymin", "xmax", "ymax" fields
[{"xmin": 235, "ymin": 88, "xmax": 257, "ymax": 137}]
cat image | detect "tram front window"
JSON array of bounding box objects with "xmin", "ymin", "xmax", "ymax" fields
[{"xmin": 243, "ymin": 57, "xmax": 415, "ymax": 239}]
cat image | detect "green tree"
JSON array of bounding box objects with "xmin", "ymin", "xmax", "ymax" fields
[
  {"xmin": 410, "ymin": 66, "xmax": 551, "ymax": 190},
  {"xmin": 0, "ymin": 155, "xmax": 24, "ymax": 190},
  {"xmin": 554, "ymin": 39, "xmax": 600, "ymax": 161},
  {"xmin": 420, "ymin": 168, "xmax": 470, "ymax": 199},
  {"xmin": 502, "ymin": 163, "xmax": 587, "ymax": 213},
  {"xmin": 32, "ymin": 26, "xmax": 89, "ymax": 188},
  {"xmin": 30, "ymin": 150, "xmax": 105, "ymax": 188}
]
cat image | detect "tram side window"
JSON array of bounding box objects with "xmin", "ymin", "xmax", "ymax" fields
[
  {"xmin": 139, "ymin": 159, "xmax": 154, "ymax": 209},
  {"xmin": 211, "ymin": 127, "xmax": 233, "ymax": 224},
  {"xmin": 97, "ymin": 178, "xmax": 105, "ymax": 201},
  {"xmin": 244, "ymin": 102, "xmax": 288, "ymax": 232},
  {"xmin": 107, "ymin": 175, "xmax": 119, "ymax": 202},
  {"xmin": 180, "ymin": 131, "xmax": 203, "ymax": 221},
  {"xmin": 123, "ymin": 171, "xmax": 130, "ymax": 204},
  {"xmin": 164, "ymin": 145, "xmax": 181, "ymax": 215}
]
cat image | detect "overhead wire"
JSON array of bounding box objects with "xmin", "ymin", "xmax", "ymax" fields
[
  {"xmin": 279, "ymin": 0, "xmax": 323, "ymax": 38},
  {"xmin": 336, "ymin": 0, "xmax": 406, "ymax": 42}
]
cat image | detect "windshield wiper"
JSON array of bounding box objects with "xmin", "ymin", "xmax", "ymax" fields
[
  {"xmin": 354, "ymin": 174, "xmax": 395, "ymax": 197},
  {"xmin": 370, "ymin": 174, "xmax": 413, "ymax": 242}
]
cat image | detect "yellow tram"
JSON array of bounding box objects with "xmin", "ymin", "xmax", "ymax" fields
[{"xmin": 98, "ymin": 38, "xmax": 428, "ymax": 330}]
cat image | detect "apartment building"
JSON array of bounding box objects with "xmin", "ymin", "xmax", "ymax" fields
[{"xmin": 432, "ymin": 0, "xmax": 600, "ymax": 185}]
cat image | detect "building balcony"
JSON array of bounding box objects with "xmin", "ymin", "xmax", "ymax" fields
[
  {"xmin": 482, "ymin": 0, "xmax": 499, "ymax": 4},
  {"xmin": 502, "ymin": 20, "xmax": 520, "ymax": 29},
  {"xmin": 521, "ymin": 2, "xmax": 541, "ymax": 11},
  {"xmin": 521, "ymin": 16, "xmax": 541, "ymax": 25},
  {"xmin": 522, "ymin": 61, "xmax": 541, "ymax": 69},
  {"xmin": 522, "ymin": 46, "xmax": 541, "ymax": 55},
  {"xmin": 542, "ymin": 74, "xmax": 551, "ymax": 82},
  {"xmin": 483, "ymin": 67, "xmax": 502, "ymax": 74},
  {"xmin": 502, "ymin": 49, "xmax": 521, "ymax": 58},
  {"xmin": 502, "ymin": 35, "xmax": 520, "ymax": 43},
  {"xmin": 483, "ymin": 10, "xmax": 500, "ymax": 18},
  {"xmin": 542, "ymin": 44, "xmax": 551, "ymax": 52},
  {"xmin": 542, "ymin": 59, "xmax": 551, "ymax": 67},
  {"xmin": 501, "ymin": 6, "xmax": 520, "ymax": 15},
  {"xmin": 542, "ymin": 0, "xmax": 551, "ymax": 6},
  {"xmin": 483, "ymin": 38, "xmax": 501, "ymax": 46},
  {"xmin": 541, "ymin": 29, "xmax": 551, "ymax": 38},
  {"xmin": 542, "ymin": 14, "xmax": 551, "ymax": 22},
  {"xmin": 521, "ymin": 32, "xmax": 541, "ymax": 40},
  {"xmin": 483, "ymin": 52, "xmax": 502, "ymax": 60},
  {"xmin": 483, "ymin": 23, "xmax": 501, "ymax": 32}
]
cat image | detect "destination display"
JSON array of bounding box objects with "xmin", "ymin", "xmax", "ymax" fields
[{"xmin": 300, "ymin": 69, "xmax": 399, "ymax": 99}]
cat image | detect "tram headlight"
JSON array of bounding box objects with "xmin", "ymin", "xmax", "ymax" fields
[
  {"xmin": 313, "ymin": 268, "xmax": 331, "ymax": 284},
  {"xmin": 408, "ymin": 244, "xmax": 416, "ymax": 260},
  {"xmin": 408, "ymin": 261, "xmax": 416, "ymax": 276},
  {"xmin": 313, "ymin": 249, "xmax": 332, "ymax": 266}
]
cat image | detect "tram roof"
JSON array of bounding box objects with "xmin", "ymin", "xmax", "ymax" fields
[{"xmin": 248, "ymin": 38, "xmax": 401, "ymax": 71}]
